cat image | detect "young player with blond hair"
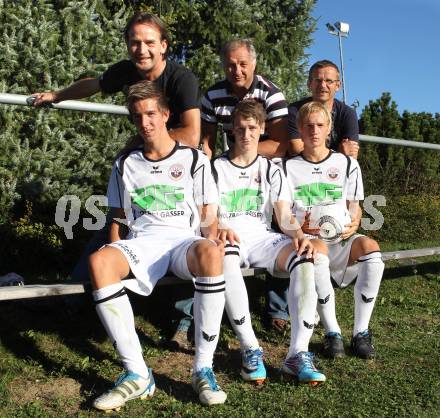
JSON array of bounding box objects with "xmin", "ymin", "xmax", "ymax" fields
[{"xmin": 284, "ymin": 101, "xmax": 384, "ymax": 359}]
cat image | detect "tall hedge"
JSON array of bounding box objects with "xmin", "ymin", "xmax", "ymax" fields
[{"xmin": 0, "ymin": 1, "xmax": 133, "ymax": 224}]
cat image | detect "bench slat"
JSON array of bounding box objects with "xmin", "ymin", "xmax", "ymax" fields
[
  {"xmin": 381, "ymin": 247, "xmax": 440, "ymax": 261},
  {"xmin": 0, "ymin": 268, "xmax": 267, "ymax": 301},
  {"xmin": 1, "ymin": 249, "xmax": 438, "ymax": 302}
]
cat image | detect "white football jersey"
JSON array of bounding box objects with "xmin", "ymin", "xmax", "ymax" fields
[
  {"xmin": 107, "ymin": 143, "xmax": 218, "ymax": 236},
  {"xmin": 213, "ymin": 153, "xmax": 291, "ymax": 239},
  {"xmin": 283, "ymin": 151, "xmax": 364, "ymax": 227}
]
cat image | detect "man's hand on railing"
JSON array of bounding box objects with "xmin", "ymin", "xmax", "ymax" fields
[
  {"xmin": 339, "ymin": 138, "xmax": 359, "ymax": 159},
  {"xmin": 31, "ymin": 91, "xmax": 59, "ymax": 106}
]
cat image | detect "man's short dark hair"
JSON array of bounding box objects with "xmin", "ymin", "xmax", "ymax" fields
[
  {"xmin": 127, "ymin": 80, "xmax": 169, "ymax": 114},
  {"xmin": 232, "ymin": 99, "xmax": 266, "ymax": 127},
  {"xmin": 308, "ymin": 60, "xmax": 340, "ymax": 81},
  {"xmin": 124, "ymin": 12, "xmax": 171, "ymax": 53}
]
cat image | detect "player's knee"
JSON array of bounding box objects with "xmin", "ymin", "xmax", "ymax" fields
[
  {"xmin": 89, "ymin": 250, "xmax": 108, "ymax": 288},
  {"xmin": 357, "ymin": 236, "xmax": 380, "ymax": 255},
  {"xmin": 350, "ymin": 236, "xmax": 381, "ymax": 263},
  {"xmin": 89, "ymin": 248, "xmax": 126, "ymax": 289},
  {"xmin": 312, "ymin": 239, "xmax": 328, "ymax": 255},
  {"xmin": 194, "ymin": 241, "xmax": 223, "ymax": 273}
]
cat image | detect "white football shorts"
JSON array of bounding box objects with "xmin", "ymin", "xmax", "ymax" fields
[
  {"xmin": 238, "ymin": 230, "xmax": 292, "ymax": 278},
  {"xmin": 327, "ymin": 233, "xmax": 364, "ymax": 287},
  {"xmin": 107, "ymin": 234, "xmax": 204, "ymax": 296}
]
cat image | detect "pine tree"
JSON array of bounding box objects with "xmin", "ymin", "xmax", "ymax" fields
[
  {"xmin": 164, "ymin": 0, "xmax": 316, "ymax": 100},
  {"xmin": 0, "ymin": 0, "xmax": 316, "ymax": 272},
  {"xmin": 359, "ymin": 92, "xmax": 439, "ymax": 195}
]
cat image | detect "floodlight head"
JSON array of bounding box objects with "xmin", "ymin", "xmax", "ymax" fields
[
  {"xmin": 326, "ymin": 22, "xmax": 336, "ymax": 32},
  {"xmin": 335, "ymin": 21, "xmax": 349, "ymax": 34}
]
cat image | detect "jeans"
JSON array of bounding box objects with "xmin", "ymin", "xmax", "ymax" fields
[
  {"xmin": 174, "ymin": 297, "xmax": 193, "ymax": 332},
  {"xmin": 265, "ymin": 273, "xmax": 289, "ymax": 321}
]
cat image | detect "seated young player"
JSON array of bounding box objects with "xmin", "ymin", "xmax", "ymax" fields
[
  {"xmin": 213, "ymin": 100, "xmax": 333, "ymax": 384},
  {"xmin": 89, "ymin": 80, "xmax": 228, "ymax": 411},
  {"xmin": 284, "ymin": 101, "xmax": 384, "ymax": 359}
]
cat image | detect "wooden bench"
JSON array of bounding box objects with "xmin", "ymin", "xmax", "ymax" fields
[{"xmin": 1, "ymin": 247, "xmax": 439, "ymax": 302}]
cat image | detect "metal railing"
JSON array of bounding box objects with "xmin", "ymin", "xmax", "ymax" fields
[
  {"xmin": 1, "ymin": 93, "xmax": 440, "ymax": 150},
  {"xmin": 359, "ymin": 134, "xmax": 440, "ymax": 151},
  {"xmin": 0, "ymin": 92, "xmax": 129, "ymax": 115},
  {"xmin": 0, "ymin": 91, "xmax": 439, "ymax": 301}
]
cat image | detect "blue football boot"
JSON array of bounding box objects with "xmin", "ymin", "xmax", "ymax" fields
[
  {"xmin": 282, "ymin": 351, "xmax": 326, "ymax": 385},
  {"xmin": 240, "ymin": 347, "xmax": 266, "ymax": 384}
]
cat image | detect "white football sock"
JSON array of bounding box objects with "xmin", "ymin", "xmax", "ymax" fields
[
  {"xmin": 223, "ymin": 244, "xmax": 259, "ymax": 351},
  {"xmin": 314, "ymin": 253, "xmax": 341, "ymax": 334},
  {"xmin": 285, "ymin": 253, "xmax": 317, "ymax": 357},
  {"xmin": 353, "ymin": 252, "xmax": 384, "ymax": 336},
  {"xmin": 93, "ymin": 282, "xmax": 149, "ymax": 378},
  {"xmin": 193, "ymin": 275, "xmax": 225, "ymax": 372}
]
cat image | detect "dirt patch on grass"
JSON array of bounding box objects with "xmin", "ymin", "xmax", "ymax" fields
[
  {"xmin": 9, "ymin": 376, "xmax": 81, "ymax": 408},
  {"xmin": 153, "ymin": 350, "xmax": 193, "ymax": 381},
  {"xmin": 151, "ymin": 339, "xmax": 288, "ymax": 382}
]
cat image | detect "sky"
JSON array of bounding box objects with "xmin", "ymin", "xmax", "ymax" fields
[{"xmin": 306, "ymin": 0, "xmax": 439, "ymax": 115}]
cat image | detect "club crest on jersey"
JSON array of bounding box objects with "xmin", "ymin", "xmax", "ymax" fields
[
  {"xmin": 168, "ymin": 164, "xmax": 185, "ymax": 181},
  {"xmin": 326, "ymin": 167, "xmax": 340, "ymax": 181}
]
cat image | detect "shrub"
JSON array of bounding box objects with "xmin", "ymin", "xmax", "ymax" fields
[{"xmin": 362, "ymin": 194, "xmax": 440, "ymax": 245}]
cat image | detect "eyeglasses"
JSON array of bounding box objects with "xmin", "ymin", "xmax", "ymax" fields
[{"xmin": 311, "ymin": 78, "xmax": 340, "ymax": 85}]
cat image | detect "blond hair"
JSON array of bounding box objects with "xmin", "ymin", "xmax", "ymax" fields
[{"xmin": 296, "ymin": 101, "xmax": 332, "ymax": 127}]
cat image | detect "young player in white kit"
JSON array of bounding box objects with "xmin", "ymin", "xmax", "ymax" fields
[
  {"xmin": 283, "ymin": 101, "xmax": 384, "ymax": 359},
  {"xmin": 213, "ymin": 100, "xmax": 334, "ymax": 384},
  {"xmin": 88, "ymin": 80, "xmax": 228, "ymax": 410}
]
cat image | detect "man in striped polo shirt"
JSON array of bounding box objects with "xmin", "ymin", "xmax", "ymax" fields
[{"xmin": 201, "ymin": 38, "xmax": 289, "ymax": 159}]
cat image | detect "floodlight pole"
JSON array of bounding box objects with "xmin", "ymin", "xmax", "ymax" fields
[
  {"xmin": 337, "ymin": 31, "xmax": 347, "ymax": 104},
  {"xmin": 327, "ymin": 22, "xmax": 349, "ymax": 104}
]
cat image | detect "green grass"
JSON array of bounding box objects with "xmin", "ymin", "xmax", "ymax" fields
[
  {"xmin": 0, "ymin": 257, "xmax": 439, "ymax": 417},
  {"xmin": 379, "ymin": 240, "xmax": 440, "ymax": 252}
]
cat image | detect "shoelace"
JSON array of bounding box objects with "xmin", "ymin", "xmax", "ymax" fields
[
  {"xmin": 356, "ymin": 330, "xmax": 372, "ymax": 342},
  {"xmin": 114, "ymin": 373, "xmax": 132, "ymax": 387},
  {"xmin": 245, "ymin": 349, "xmax": 262, "ymax": 368},
  {"xmin": 297, "ymin": 352, "xmax": 317, "ymax": 371},
  {"xmin": 201, "ymin": 368, "xmax": 219, "ymax": 390},
  {"xmin": 113, "ymin": 372, "xmax": 144, "ymax": 388}
]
